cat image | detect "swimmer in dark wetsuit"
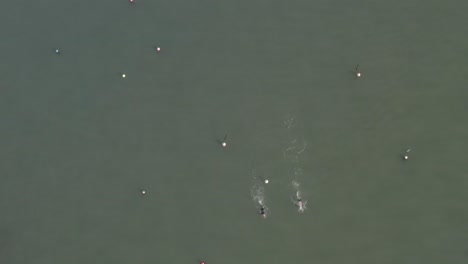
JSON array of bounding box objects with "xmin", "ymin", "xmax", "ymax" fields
[{"xmin": 260, "ymin": 206, "xmax": 266, "ymax": 218}]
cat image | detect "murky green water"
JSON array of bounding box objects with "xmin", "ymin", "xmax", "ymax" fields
[{"xmin": 1, "ymin": 0, "xmax": 467, "ymax": 263}]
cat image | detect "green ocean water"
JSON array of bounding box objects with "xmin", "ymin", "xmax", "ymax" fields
[{"xmin": 1, "ymin": 0, "xmax": 467, "ymax": 263}]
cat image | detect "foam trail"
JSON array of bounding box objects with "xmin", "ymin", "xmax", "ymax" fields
[
  {"xmin": 292, "ymin": 180, "xmax": 300, "ymax": 190},
  {"xmin": 251, "ymin": 185, "xmax": 265, "ymax": 206},
  {"xmin": 283, "ymin": 116, "xmax": 297, "ymax": 129},
  {"xmin": 283, "ymin": 137, "xmax": 307, "ymax": 163}
]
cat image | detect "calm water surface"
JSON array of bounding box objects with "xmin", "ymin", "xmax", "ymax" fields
[{"xmin": 0, "ymin": 0, "xmax": 467, "ymax": 263}]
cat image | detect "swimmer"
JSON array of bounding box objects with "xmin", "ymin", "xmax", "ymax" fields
[
  {"xmin": 295, "ymin": 191, "xmax": 306, "ymax": 213},
  {"xmin": 260, "ymin": 205, "xmax": 267, "ymax": 219},
  {"xmin": 252, "ymin": 185, "xmax": 267, "ymax": 218}
]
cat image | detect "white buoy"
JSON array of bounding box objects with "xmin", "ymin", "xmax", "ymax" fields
[
  {"xmin": 403, "ymin": 148, "xmax": 410, "ymax": 160},
  {"xmin": 141, "ymin": 190, "xmax": 146, "ymax": 195},
  {"xmin": 156, "ymin": 47, "xmax": 161, "ymax": 52},
  {"xmin": 264, "ymin": 179, "xmax": 269, "ymax": 184},
  {"xmin": 222, "ymin": 142, "xmax": 227, "ymax": 147},
  {"xmin": 354, "ymin": 65, "xmax": 361, "ymax": 78},
  {"xmin": 122, "ymin": 74, "xmax": 126, "ymax": 78}
]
